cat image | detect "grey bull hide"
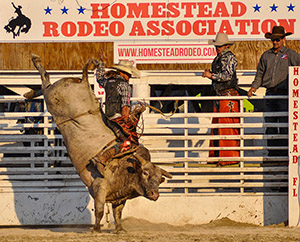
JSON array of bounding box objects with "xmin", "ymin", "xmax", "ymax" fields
[{"xmin": 30, "ymin": 54, "xmax": 172, "ymax": 232}]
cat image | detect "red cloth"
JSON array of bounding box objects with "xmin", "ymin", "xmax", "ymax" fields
[{"xmin": 209, "ymin": 97, "xmax": 240, "ymax": 165}]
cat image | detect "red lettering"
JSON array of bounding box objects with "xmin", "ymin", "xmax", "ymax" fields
[
  {"xmin": 196, "ymin": 2, "xmax": 212, "ymax": 17},
  {"xmin": 177, "ymin": 21, "xmax": 191, "ymax": 36},
  {"xmin": 293, "ymin": 89, "xmax": 299, "ymax": 97},
  {"xmin": 61, "ymin": 22, "xmax": 76, "ymax": 37},
  {"xmin": 207, "ymin": 20, "xmax": 216, "ymax": 35},
  {"xmin": 231, "ymin": 2, "xmax": 246, "ymax": 17},
  {"xmin": 294, "ymin": 68, "xmax": 299, "ymax": 76},
  {"xmin": 294, "ymin": 111, "xmax": 299, "ymax": 120},
  {"xmin": 235, "ymin": 20, "xmax": 250, "ymax": 35},
  {"xmin": 261, "ymin": 19, "xmax": 277, "ymax": 34},
  {"xmin": 91, "ymin": 3, "xmax": 110, "ymax": 18},
  {"xmin": 161, "ymin": 21, "xmax": 174, "ymax": 36},
  {"xmin": 293, "ymin": 188, "xmax": 298, "ymax": 197},
  {"xmin": 219, "ymin": 20, "xmax": 234, "ymax": 35},
  {"xmin": 294, "ymin": 78, "xmax": 299, "ymax": 87},
  {"xmin": 94, "ymin": 21, "xmax": 109, "ymax": 36},
  {"xmin": 250, "ymin": 20, "xmax": 260, "ymax": 35},
  {"xmin": 193, "ymin": 20, "xmax": 206, "ymax": 35},
  {"xmin": 129, "ymin": 21, "xmax": 146, "ymax": 36},
  {"xmin": 293, "ymin": 177, "xmax": 298, "ymax": 186},
  {"xmin": 293, "ymin": 122, "xmax": 299, "ymax": 131},
  {"xmin": 293, "ymin": 144, "xmax": 298, "ymax": 153},
  {"xmin": 294, "ymin": 133, "xmax": 298, "ymax": 142},
  {"xmin": 181, "ymin": 3, "xmax": 197, "ymax": 17},
  {"xmin": 109, "ymin": 21, "xmax": 124, "ymax": 36},
  {"xmin": 152, "ymin": 3, "xmax": 166, "ymax": 17},
  {"xmin": 294, "ymin": 100, "xmax": 299, "ymax": 109},
  {"xmin": 293, "ymin": 155, "xmax": 298, "ymax": 163},
  {"xmin": 167, "ymin": 3, "xmax": 180, "ymax": 17},
  {"xmin": 278, "ymin": 19, "xmax": 296, "ymax": 34},
  {"xmin": 213, "ymin": 2, "xmax": 229, "ymax": 17},
  {"xmin": 147, "ymin": 21, "xmax": 160, "ymax": 36},
  {"xmin": 127, "ymin": 3, "xmax": 150, "ymax": 18},
  {"xmin": 111, "ymin": 3, "xmax": 126, "ymax": 18},
  {"xmin": 77, "ymin": 22, "xmax": 93, "ymax": 36},
  {"xmin": 43, "ymin": 22, "xmax": 59, "ymax": 37}
]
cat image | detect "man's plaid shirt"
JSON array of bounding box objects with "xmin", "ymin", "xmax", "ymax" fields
[{"xmin": 96, "ymin": 63, "xmax": 131, "ymax": 109}]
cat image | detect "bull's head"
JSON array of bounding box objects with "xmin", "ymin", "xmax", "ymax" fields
[{"xmin": 133, "ymin": 150, "xmax": 172, "ymax": 201}]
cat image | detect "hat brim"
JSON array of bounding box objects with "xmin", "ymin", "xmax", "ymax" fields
[
  {"xmin": 265, "ymin": 32, "xmax": 293, "ymax": 39},
  {"xmin": 208, "ymin": 39, "xmax": 234, "ymax": 46},
  {"xmin": 110, "ymin": 65, "xmax": 140, "ymax": 77}
]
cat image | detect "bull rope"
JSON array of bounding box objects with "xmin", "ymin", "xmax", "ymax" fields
[{"xmin": 55, "ymin": 108, "xmax": 100, "ymax": 126}]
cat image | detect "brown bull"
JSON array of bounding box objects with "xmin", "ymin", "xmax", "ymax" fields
[{"xmin": 31, "ymin": 54, "xmax": 172, "ymax": 232}]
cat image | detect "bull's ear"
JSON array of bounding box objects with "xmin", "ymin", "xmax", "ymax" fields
[
  {"xmin": 161, "ymin": 168, "xmax": 172, "ymax": 179},
  {"xmin": 160, "ymin": 177, "xmax": 165, "ymax": 184}
]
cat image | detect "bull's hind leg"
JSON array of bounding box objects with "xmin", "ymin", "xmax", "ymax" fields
[
  {"xmin": 30, "ymin": 54, "xmax": 51, "ymax": 90},
  {"xmin": 92, "ymin": 177, "xmax": 108, "ymax": 232}
]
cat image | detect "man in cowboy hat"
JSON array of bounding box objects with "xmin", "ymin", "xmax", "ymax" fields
[
  {"xmin": 248, "ymin": 25, "xmax": 300, "ymax": 157},
  {"xmin": 202, "ymin": 33, "xmax": 240, "ymax": 166},
  {"xmin": 96, "ymin": 59, "xmax": 141, "ymax": 158},
  {"xmin": 97, "ymin": 60, "xmax": 140, "ymax": 121}
]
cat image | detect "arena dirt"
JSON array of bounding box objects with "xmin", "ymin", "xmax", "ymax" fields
[{"xmin": 0, "ymin": 217, "xmax": 300, "ymax": 242}]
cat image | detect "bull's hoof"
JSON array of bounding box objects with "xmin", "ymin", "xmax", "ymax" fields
[
  {"xmin": 23, "ymin": 89, "xmax": 35, "ymax": 99},
  {"xmin": 92, "ymin": 225, "xmax": 102, "ymax": 233},
  {"xmin": 115, "ymin": 227, "xmax": 127, "ymax": 234}
]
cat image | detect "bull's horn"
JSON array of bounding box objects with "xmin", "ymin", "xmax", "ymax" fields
[
  {"xmin": 160, "ymin": 168, "xmax": 172, "ymax": 179},
  {"xmin": 133, "ymin": 153, "xmax": 147, "ymax": 166}
]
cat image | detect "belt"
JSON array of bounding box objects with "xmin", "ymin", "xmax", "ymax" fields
[
  {"xmin": 217, "ymin": 88, "xmax": 238, "ymax": 96},
  {"xmin": 267, "ymin": 88, "xmax": 288, "ymax": 95}
]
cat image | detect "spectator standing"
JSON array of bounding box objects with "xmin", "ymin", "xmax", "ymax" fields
[
  {"xmin": 202, "ymin": 33, "xmax": 240, "ymax": 166},
  {"xmin": 248, "ymin": 26, "xmax": 300, "ymax": 157}
]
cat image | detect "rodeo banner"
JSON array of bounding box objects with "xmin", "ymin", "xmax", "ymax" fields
[
  {"xmin": 0, "ymin": 0, "xmax": 298, "ymax": 42},
  {"xmin": 289, "ymin": 67, "xmax": 300, "ymax": 227}
]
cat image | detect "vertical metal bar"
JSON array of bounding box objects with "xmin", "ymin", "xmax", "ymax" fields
[
  {"xmin": 43, "ymin": 99, "xmax": 48, "ymax": 186},
  {"xmin": 184, "ymin": 99, "xmax": 189, "ymax": 195},
  {"xmin": 240, "ymin": 98, "xmax": 245, "ymax": 194}
]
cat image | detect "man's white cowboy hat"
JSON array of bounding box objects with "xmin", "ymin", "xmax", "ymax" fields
[
  {"xmin": 208, "ymin": 33, "xmax": 234, "ymax": 46},
  {"xmin": 110, "ymin": 60, "xmax": 140, "ymax": 77}
]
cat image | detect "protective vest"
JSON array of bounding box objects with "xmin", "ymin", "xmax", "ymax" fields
[
  {"xmin": 105, "ymin": 76, "xmax": 126, "ymax": 117},
  {"xmin": 212, "ymin": 50, "xmax": 238, "ymax": 93}
]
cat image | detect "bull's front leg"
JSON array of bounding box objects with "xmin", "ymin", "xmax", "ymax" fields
[
  {"xmin": 92, "ymin": 177, "xmax": 108, "ymax": 232},
  {"xmin": 112, "ymin": 201, "xmax": 126, "ymax": 233}
]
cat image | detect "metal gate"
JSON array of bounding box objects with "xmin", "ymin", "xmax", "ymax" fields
[{"xmin": 0, "ymin": 70, "xmax": 288, "ymax": 226}]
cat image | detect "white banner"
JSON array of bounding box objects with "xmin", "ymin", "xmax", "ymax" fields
[
  {"xmin": 289, "ymin": 66, "xmax": 300, "ymax": 227},
  {"xmin": 114, "ymin": 41, "xmax": 216, "ymax": 63},
  {"xmin": 0, "ymin": 0, "xmax": 299, "ymax": 42}
]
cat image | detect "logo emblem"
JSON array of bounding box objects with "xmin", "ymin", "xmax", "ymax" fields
[{"xmin": 4, "ymin": 2, "xmax": 32, "ymax": 39}]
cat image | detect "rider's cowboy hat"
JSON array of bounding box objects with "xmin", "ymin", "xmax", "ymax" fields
[
  {"xmin": 265, "ymin": 26, "xmax": 292, "ymax": 39},
  {"xmin": 110, "ymin": 60, "xmax": 140, "ymax": 77},
  {"xmin": 208, "ymin": 33, "xmax": 234, "ymax": 46}
]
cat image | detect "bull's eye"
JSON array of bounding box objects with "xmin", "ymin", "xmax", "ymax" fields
[{"xmin": 143, "ymin": 171, "xmax": 149, "ymax": 177}]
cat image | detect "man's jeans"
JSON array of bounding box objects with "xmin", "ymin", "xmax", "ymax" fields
[{"xmin": 265, "ymin": 90, "xmax": 288, "ymax": 157}]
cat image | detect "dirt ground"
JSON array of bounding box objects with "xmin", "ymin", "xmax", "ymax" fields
[{"xmin": 0, "ymin": 217, "xmax": 300, "ymax": 242}]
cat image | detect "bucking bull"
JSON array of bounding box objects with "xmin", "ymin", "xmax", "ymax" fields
[{"xmin": 30, "ymin": 54, "xmax": 172, "ymax": 233}]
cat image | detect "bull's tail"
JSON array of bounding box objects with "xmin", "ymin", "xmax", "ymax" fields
[{"xmin": 31, "ymin": 54, "xmax": 51, "ymax": 91}]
